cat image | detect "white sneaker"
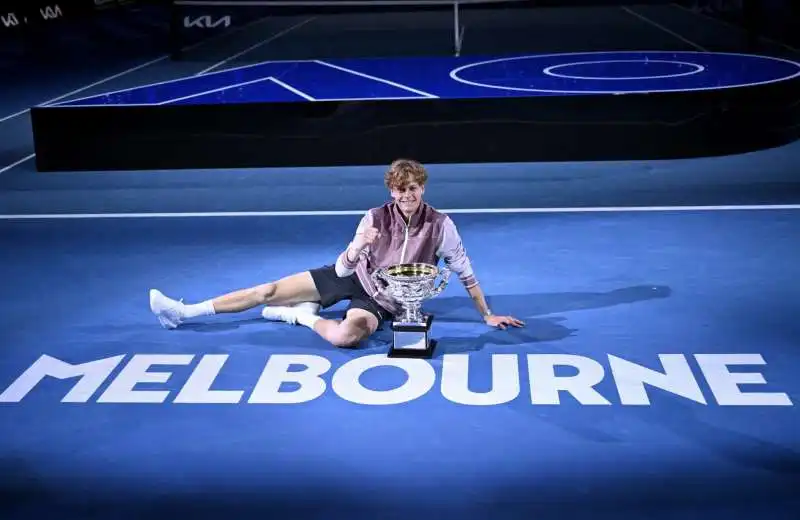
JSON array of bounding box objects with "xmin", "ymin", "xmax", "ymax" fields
[
  {"xmin": 149, "ymin": 289, "xmax": 184, "ymax": 329},
  {"xmin": 261, "ymin": 301, "xmax": 320, "ymax": 325}
]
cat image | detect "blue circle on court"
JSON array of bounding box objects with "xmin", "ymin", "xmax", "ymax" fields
[{"xmin": 450, "ymin": 51, "xmax": 800, "ymax": 94}]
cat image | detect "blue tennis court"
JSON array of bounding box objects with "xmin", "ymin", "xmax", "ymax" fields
[
  {"xmin": 41, "ymin": 51, "xmax": 800, "ymax": 106},
  {"xmin": 2, "ymin": 200, "xmax": 800, "ymax": 519},
  {"xmin": 2, "ymin": 1, "xmax": 800, "ymax": 519}
]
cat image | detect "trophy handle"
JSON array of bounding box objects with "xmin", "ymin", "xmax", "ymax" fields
[
  {"xmin": 371, "ymin": 268, "xmax": 387, "ymax": 294},
  {"xmin": 429, "ymin": 267, "xmax": 451, "ymax": 297}
]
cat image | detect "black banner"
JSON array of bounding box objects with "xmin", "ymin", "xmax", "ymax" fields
[
  {"xmin": 90, "ymin": 0, "xmax": 142, "ymax": 11},
  {"xmin": 0, "ymin": 1, "xmax": 143, "ymax": 32},
  {"xmin": 2, "ymin": 2, "xmax": 70, "ymax": 32}
]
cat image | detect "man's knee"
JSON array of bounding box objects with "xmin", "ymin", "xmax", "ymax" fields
[
  {"xmin": 252, "ymin": 283, "xmax": 277, "ymax": 304},
  {"xmin": 329, "ymin": 328, "xmax": 368, "ymax": 348},
  {"xmin": 254, "ymin": 271, "xmax": 320, "ymax": 305},
  {"xmin": 330, "ymin": 311, "xmax": 378, "ymax": 348}
]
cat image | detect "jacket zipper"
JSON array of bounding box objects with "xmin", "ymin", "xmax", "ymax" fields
[{"xmin": 399, "ymin": 219, "xmax": 409, "ymax": 264}]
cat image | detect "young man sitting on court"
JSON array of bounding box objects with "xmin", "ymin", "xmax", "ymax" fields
[{"xmin": 149, "ymin": 159, "xmax": 524, "ymax": 346}]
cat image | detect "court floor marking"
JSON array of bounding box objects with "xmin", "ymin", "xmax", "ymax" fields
[
  {"xmin": 0, "ymin": 53, "xmax": 175, "ymax": 175},
  {"xmin": 669, "ymin": 2, "xmax": 799, "ymax": 54},
  {"xmin": 187, "ymin": 13, "xmax": 301, "ymax": 75},
  {"xmin": 0, "ymin": 153, "xmax": 36, "ymax": 176},
  {"xmin": 40, "ymin": 62, "xmax": 310, "ymax": 107},
  {"xmin": 0, "ymin": 55, "xmax": 170, "ymax": 125},
  {"xmin": 42, "ymin": 58, "xmax": 431, "ymax": 107},
  {"xmin": 157, "ymin": 76, "xmax": 315, "ymax": 104},
  {"xmin": 621, "ymin": 5, "xmax": 707, "ymax": 52},
  {"xmin": 0, "ymin": 14, "xmax": 297, "ymax": 174},
  {"xmin": 542, "ymin": 59, "xmax": 705, "ymax": 80},
  {"xmin": 0, "ymin": 13, "xmax": 278, "ymax": 121},
  {"xmin": 41, "ymin": 50, "xmax": 800, "ymax": 108},
  {"xmin": 449, "ymin": 51, "xmax": 800, "ymax": 94},
  {"xmin": 196, "ymin": 17, "xmax": 318, "ymax": 75},
  {"xmin": 1, "ymin": 204, "xmax": 798, "ymax": 220},
  {"xmin": 314, "ymin": 60, "xmax": 439, "ymax": 98},
  {"xmin": 268, "ymin": 77, "xmax": 316, "ymax": 101}
]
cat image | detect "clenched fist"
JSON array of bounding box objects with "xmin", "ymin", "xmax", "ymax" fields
[{"xmin": 353, "ymin": 227, "xmax": 381, "ymax": 251}]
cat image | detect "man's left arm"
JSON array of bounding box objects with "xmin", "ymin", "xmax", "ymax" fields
[
  {"xmin": 438, "ymin": 217, "xmax": 524, "ymax": 329},
  {"xmin": 465, "ymin": 283, "xmax": 523, "ymax": 329}
]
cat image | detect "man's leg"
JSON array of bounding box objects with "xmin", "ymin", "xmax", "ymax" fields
[
  {"xmin": 263, "ymin": 304, "xmax": 381, "ymax": 348},
  {"xmin": 259, "ymin": 267, "xmax": 383, "ymax": 347},
  {"xmin": 212, "ymin": 271, "xmax": 320, "ymax": 312},
  {"xmin": 150, "ymin": 271, "xmax": 320, "ymax": 329},
  {"xmin": 310, "ymin": 308, "xmax": 380, "ymax": 348}
]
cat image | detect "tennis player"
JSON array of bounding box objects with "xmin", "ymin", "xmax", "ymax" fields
[{"xmin": 150, "ymin": 159, "xmax": 524, "ymax": 347}]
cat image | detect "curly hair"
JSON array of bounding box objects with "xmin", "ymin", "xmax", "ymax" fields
[{"xmin": 384, "ymin": 159, "xmax": 428, "ymax": 191}]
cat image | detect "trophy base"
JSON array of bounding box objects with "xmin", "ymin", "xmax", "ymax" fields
[{"xmin": 388, "ymin": 314, "xmax": 437, "ymax": 359}]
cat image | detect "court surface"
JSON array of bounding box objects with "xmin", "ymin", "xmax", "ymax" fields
[
  {"xmin": 1, "ymin": 2, "xmax": 800, "ymax": 519},
  {"xmin": 40, "ymin": 51, "xmax": 800, "ymax": 106}
]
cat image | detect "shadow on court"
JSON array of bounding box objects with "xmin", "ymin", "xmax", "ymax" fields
[
  {"xmin": 1, "ymin": 445, "xmax": 797, "ymax": 520},
  {"xmin": 162, "ymin": 284, "xmax": 672, "ymax": 356},
  {"xmin": 642, "ymin": 399, "xmax": 800, "ymax": 475}
]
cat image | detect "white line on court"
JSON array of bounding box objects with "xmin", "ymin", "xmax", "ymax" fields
[
  {"xmin": 449, "ymin": 51, "xmax": 800, "ymax": 95},
  {"xmin": 0, "ymin": 55, "xmax": 171, "ymax": 124},
  {"xmin": 0, "ymin": 107, "xmax": 38, "ymax": 125},
  {"xmin": 1, "ymin": 12, "xmax": 290, "ymax": 118},
  {"xmin": 184, "ymin": 13, "xmax": 287, "ymax": 70},
  {"xmin": 157, "ymin": 76, "xmax": 285, "ymax": 105},
  {"xmin": 669, "ymin": 2, "xmax": 799, "ymax": 54},
  {"xmin": 0, "ymin": 153, "xmax": 36, "ymax": 176},
  {"xmin": 0, "ymin": 15, "xmax": 287, "ymax": 173},
  {"xmin": 269, "ymin": 77, "xmax": 316, "ymax": 100},
  {"xmin": 0, "ymin": 54, "xmax": 171, "ymax": 174},
  {"xmin": 542, "ymin": 60, "xmax": 705, "ymax": 81},
  {"xmin": 0, "ymin": 53, "xmax": 170, "ymax": 174},
  {"xmin": 2, "ymin": 205, "xmax": 799, "ymax": 220},
  {"xmin": 314, "ymin": 60, "xmax": 439, "ymax": 99},
  {"xmin": 196, "ymin": 17, "xmax": 317, "ymax": 75},
  {"xmin": 620, "ymin": 5, "xmax": 707, "ymax": 52}
]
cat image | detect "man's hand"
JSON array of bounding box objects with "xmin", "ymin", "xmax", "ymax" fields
[
  {"xmin": 348, "ymin": 227, "xmax": 381, "ymax": 262},
  {"xmin": 353, "ymin": 227, "xmax": 381, "ymax": 250},
  {"xmin": 485, "ymin": 314, "xmax": 525, "ymax": 330}
]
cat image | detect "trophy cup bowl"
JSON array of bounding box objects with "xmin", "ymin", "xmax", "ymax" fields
[{"xmin": 372, "ymin": 263, "xmax": 450, "ymax": 358}]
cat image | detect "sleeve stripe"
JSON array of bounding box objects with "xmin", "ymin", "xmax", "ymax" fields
[{"xmin": 460, "ymin": 275, "xmax": 478, "ymax": 289}]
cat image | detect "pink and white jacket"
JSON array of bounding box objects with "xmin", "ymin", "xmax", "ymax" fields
[{"xmin": 335, "ymin": 201, "xmax": 478, "ymax": 314}]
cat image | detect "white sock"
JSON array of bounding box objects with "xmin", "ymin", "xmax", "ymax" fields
[
  {"xmin": 181, "ymin": 300, "xmax": 216, "ymax": 319},
  {"xmin": 296, "ymin": 312, "xmax": 321, "ymax": 329},
  {"xmin": 293, "ymin": 302, "xmax": 321, "ymax": 329},
  {"xmin": 292, "ymin": 301, "xmax": 320, "ymax": 313}
]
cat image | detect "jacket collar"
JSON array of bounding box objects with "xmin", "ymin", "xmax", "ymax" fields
[{"xmin": 390, "ymin": 200, "xmax": 426, "ymax": 228}]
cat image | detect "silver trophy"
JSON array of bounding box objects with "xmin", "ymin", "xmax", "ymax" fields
[{"xmin": 372, "ymin": 263, "xmax": 451, "ymax": 358}]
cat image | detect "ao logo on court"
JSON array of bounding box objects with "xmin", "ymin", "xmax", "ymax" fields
[{"xmin": 0, "ymin": 353, "xmax": 792, "ymax": 406}]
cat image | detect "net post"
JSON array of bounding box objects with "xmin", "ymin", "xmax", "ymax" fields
[{"xmin": 453, "ymin": 0, "xmax": 464, "ymax": 56}]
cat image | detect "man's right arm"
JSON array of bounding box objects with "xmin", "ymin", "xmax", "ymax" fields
[{"xmin": 335, "ymin": 211, "xmax": 373, "ymax": 277}]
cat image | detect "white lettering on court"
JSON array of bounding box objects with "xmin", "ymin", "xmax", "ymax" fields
[
  {"xmin": 440, "ymin": 354, "xmax": 519, "ymax": 405},
  {"xmin": 97, "ymin": 354, "xmax": 193, "ymax": 403},
  {"xmin": 174, "ymin": 354, "xmax": 242, "ymax": 404},
  {"xmin": 695, "ymin": 354, "xmax": 792, "ymax": 406},
  {"xmin": 0, "ymin": 354, "xmax": 124, "ymax": 403},
  {"xmin": 249, "ymin": 354, "xmax": 331, "ymax": 404},
  {"xmin": 609, "ymin": 354, "xmax": 706, "ymax": 405},
  {"xmin": 0, "ymin": 353, "xmax": 793, "ymax": 407},
  {"xmin": 528, "ymin": 354, "xmax": 611, "ymax": 405},
  {"xmin": 332, "ymin": 354, "xmax": 435, "ymax": 405}
]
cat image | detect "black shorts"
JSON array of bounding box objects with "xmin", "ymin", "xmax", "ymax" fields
[{"xmin": 309, "ymin": 265, "xmax": 391, "ymax": 323}]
